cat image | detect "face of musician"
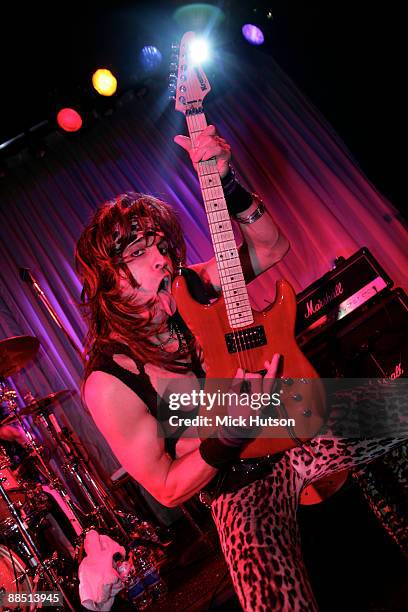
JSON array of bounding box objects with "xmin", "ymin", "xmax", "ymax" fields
[{"xmin": 119, "ymin": 231, "xmax": 176, "ymax": 325}]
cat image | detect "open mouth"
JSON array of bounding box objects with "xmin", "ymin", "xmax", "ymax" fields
[{"xmin": 158, "ymin": 275, "xmax": 171, "ymax": 293}]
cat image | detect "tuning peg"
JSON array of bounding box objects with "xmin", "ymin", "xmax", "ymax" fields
[
  {"xmin": 169, "ymin": 62, "xmax": 178, "ymax": 72},
  {"xmin": 171, "ymin": 42, "xmax": 179, "ymax": 52}
]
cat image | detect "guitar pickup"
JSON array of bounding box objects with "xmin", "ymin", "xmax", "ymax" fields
[{"xmin": 225, "ymin": 325, "xmax": 267, "ymax": 354}]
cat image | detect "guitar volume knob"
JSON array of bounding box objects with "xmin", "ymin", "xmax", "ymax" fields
[
  {"xmin": 302, "ymin": 409, "xmax": 312, "ymax": 417},
  {"xmin": 282, "ymin": 377, "xmax": 294, "ymax": 386},
  {"xmin": 291, "ymin": 393, "xmax": 303, "ymax": 401}
]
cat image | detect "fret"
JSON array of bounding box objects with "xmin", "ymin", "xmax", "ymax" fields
[
  {"xmin": 221, "ymin": 279, "xmax": 246, "ymax": 290},
  {"xmin": 225, "ymin": 295, "xmax": 251, "ymax": 306},
  {"xmin": 199, "ymin": 178, "xmax": 220, "ymax": 191},
  {"xmin": 205, "ymin": 201, "xmax": 227, "ymax": 214},
  {"xmin": 217, "ymin": 261, "xmax": 241, "ymax": 274},
  {"xmin": 215, "ymin": 253, "xmax": 240, "ymax": 263},
  {"xmin": 228, "ymin": 317, "xmax": 254, "ymax": 327},
  {"xmin": 203, "ymin": 196, "xmax": 226, "ymax": 208},
  {"xmin": 204, "ymin": 194, "xmax": 226, "ymax": 204},
  {"xmin": 228, "ymin": 312, "xmax": 253, "ymax": 320},
  {"xmin": 202, "ymin": 189, "xmax": 225, "ymax": 202},
  {"xmin": 213, "ymin": 242, "xmax": 238, "ymax": 253},
  {"xmin": 223, "ymin": 288, "xmax": 248, "ymax": 298},
  {"xmin": 209, "ymin": 221, "xmax": 232, "ymax": 233},
  {"xmin": 218, "ymin": 265, "xmax": 244, "ymax": 278},
  {"xmin": 186, "ymin": 107, "xmax": 252, "ymax": 329},
  {"xmin": 205, "ymin": 203, "xmax": 228, "ymax": 216},
  {"xmin": 226, "ymin": 304, "xmax": 252, "ymax": 318},
  {"xmin": 207, "ymin": 209, "xmax": 230, "ymax": 222},
  {"xmin": 215, "ymin": 254, "xmax": 239, "ymax": 265},
  {"xmin": 208, "ymin": 207, "xmax": 231, "ymax": 225},
  {"xmin": 199, "ymin": 168, "xmax": 221, "ymax": 177},
  {"xmin": 212, "ymin": 231, "xmax": 235, "ymax": 245},
  {"xmin": 225, "ymin": 301, "xmax": 251, "ymax": 311}
]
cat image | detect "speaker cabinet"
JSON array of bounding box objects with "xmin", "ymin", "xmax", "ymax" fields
[{"xmin": 300, "ymin": 288, "xmax": 408, "ymax": 379}]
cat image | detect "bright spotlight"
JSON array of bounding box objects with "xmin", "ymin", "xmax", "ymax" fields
[
  {"xmin": 92, "ymin": 69, "xmax": 118, "ymax": 96},
  {"xmin": 242, "ymin": 24, "xmax": 265, "ymax": 45},
  {"xmin": 189, "ymin": 38, "xmax": 210, "ymax": 65}
]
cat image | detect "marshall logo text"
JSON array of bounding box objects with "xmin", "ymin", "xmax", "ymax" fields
[{"xmin": 304, "ymin": 282, "xmax": 344, "ymax": 319}]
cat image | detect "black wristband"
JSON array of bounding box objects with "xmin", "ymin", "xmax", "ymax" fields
[
  {"xmin": 199, "ymin": 437, "xmax": 244, "ymax": 468},
  {"xmin": 221, "ymin": 167, "xmax": 253, "ymax": 215}
]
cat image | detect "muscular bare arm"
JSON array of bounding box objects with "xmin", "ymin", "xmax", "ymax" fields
[{"xmin": 84, "ymin": 371, "xmax": 217, "ymax": 508}]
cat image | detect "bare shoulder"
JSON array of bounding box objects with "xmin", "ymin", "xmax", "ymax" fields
[
  {"xmin": 84, "ymin": 371, "xmax": 168, "ymax": 497},
  {"xmin": 84, "ymin": 370, "xmax": 149, "ymax": 440}
]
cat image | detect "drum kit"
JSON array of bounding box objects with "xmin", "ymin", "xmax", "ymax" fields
[{"xmin": 0, "ymin": 336, "xmax": 154, "ymax": 610}]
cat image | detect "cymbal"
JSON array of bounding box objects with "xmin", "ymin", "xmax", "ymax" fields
[
  {"xmin": 0, "ymin": 390, "xmax": 73, "ymax": 424},
  {"xmin": 0, "ymin": 335, "xmax": 40, "ymax": 378}
]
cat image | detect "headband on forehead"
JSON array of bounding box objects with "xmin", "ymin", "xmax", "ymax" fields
[
  {"xmin": 111, "ymin": 216, "xmax": 140, "ymax": 256},
  {"xmin": 108, "ymin": 193, "xmax": 164, "ymax": 257}
]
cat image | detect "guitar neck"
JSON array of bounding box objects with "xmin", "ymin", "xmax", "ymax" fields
[{"xmin": 185, "ymin": 111, "xmax": 253, "ymax": 328}]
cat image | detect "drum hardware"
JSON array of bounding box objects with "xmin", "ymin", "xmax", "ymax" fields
[
  {"xmin": 0, "ymin": 478, "xmax": 76, "ymax": 610},
  {"xmin": 0, "ymin": 544, "xmax": 33, "ymax": 612},
  {"xmin": 0, "ymin": 336, "xmax": 40, "ymax": 379},
  {"xmin": 37, "ymin": 410, "xmax": 130, "ymax": 541},
  {"xmin": 5, "ymin": 382, "xmax": 133, "ymax": 541},
  {"xmin": 0, "ymin": 390, "xmax": 73, "ymax": 426},
  {"xmin": 1, "ymin": 384, "xmax": 89, "ymax": 536}
]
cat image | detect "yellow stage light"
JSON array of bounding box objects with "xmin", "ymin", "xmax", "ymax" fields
[{"xmin": 92, "ymin": 69, "xmax": 117, "ymax": 96}]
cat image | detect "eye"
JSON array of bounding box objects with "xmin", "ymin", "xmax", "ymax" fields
[
  {"xmin": 158, "ymin": 239, "xmax": 169, "ymax": 255},
  {"xmin": 129, "ymin": 247, "xmax": 146, "ymax": 258}
]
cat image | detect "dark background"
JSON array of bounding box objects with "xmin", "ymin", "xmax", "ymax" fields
[{"xmin": 2, "ymin": 1, "xmax": 406, "ymax": 218}]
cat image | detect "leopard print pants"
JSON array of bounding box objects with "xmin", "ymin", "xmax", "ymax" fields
[{"xmin": 211, "ymin": 435, "xmax": 407, "ymax": 611}]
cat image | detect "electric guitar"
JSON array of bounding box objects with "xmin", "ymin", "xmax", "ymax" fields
[{"xmin": 171, "ymin": 31, "xmax": 326, "ymax": 458}]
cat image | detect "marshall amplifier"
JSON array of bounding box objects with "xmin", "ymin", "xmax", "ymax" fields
[
  {"xmin": 295, "ymin": 247, "xmax": 393, "ymax": 341},
  {"xmin": 295, "ymin": 247, "xmax": 407, "ymax": 378}
]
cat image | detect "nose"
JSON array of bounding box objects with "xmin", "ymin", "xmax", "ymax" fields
[{"xmin": 152, "ymin": 246, "xmax": 167, "ymax": 271}]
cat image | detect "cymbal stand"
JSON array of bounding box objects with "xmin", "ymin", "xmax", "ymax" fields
[
  {"xmin": 2, "ymin": 387, "xmax": 87, "ymax": 534},
  {"xmin": 37, "ymin": 410, "xmax": 129, "ymax": 541},
  {"xmin": 0, "ymin": 479, "xmax": 76, "ymax": 611}
]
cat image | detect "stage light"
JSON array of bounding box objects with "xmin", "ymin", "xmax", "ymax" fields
[
  {"xmin": 57, "ymin": 108, "xmax": 83, "ymax": 132},
  {"xmin": 92, "ymin": 69, "xmax": 118, "ymax": 96},
  {"xmin": 189, "ymin": 37, "xmax": 210, "ymax": 65},
  {"xmin": 242, "ymin": 24, "xmax": 265, "ymax": 45},
  {"xmin": 173, "ymin": 3, "xmax": 225, "ymax": 30},
  {"xmin": 140, "ymin": 46, "xmax": 162, "ymax": 72}
]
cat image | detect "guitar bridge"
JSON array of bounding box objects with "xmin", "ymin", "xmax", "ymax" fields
[{"xmin": 225, "ymin": 325, "xmax": 267, "ymax": 353}]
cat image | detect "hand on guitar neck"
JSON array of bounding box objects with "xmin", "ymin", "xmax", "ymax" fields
[{"xmin": 174, "ymin": 124, "xmax": 231, "ymax": 178}]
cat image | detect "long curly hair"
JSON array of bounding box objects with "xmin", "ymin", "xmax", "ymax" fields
[{"xmin": 75, "ymin": 192, "xmax": 193, "ymax": 379}]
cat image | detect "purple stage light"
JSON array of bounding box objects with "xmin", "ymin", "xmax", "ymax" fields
[
  {"xmin": 140, "ymin": 46, "xmax": 163, "ymax": 72},
  {"xmin": 242, "ymin": 24, "xmax": 264, "ymax": 45}
]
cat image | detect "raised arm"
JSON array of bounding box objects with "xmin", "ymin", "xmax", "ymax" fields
[{"xmin": 174, "ymin": 124, "xmax": 289, "ymax": 290}]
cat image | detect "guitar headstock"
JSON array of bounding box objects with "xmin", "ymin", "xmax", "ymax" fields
[{"xmin": 169, "ymin": 31, "xmax": 211, "ymax": 115}]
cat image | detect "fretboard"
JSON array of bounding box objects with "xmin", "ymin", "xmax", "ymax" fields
[{"xmin": 186, "ymin": 109, "xmax": 253, "ymax": 328}]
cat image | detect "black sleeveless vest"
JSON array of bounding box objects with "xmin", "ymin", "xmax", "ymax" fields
[{"xmin": 90, "ymin": 268, "xmax": 210, "ymax": 458}]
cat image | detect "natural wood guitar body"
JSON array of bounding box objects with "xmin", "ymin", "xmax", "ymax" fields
[{"xmin": 173, "ymin": 275, "xmax": 326, "ymax": 458}]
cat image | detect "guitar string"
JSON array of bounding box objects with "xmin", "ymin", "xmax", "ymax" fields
[
  {"xmin": 191, "ymin": 81, "xmax": 250, "ymax": 373},
  {"xmin": 183, "ymin": 79, "xmax": 245, "ymax": 368},
  {"xmin": 184, "ymin": 61, "xmax": 249, "ymax": 376},
  {"xmin": 183, "ymin": 65, "xmax": 245, "ymax": 370},
  {"xmin": 181, "ymin": 43, "xmax": 310, "ymax": 447}
]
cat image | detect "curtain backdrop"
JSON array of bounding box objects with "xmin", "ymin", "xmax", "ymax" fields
[{"xmin": 1, "ymin": 52, "xmax": 407, "ymax": 478}]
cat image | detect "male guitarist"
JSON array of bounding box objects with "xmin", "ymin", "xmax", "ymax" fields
[{"xmin": 76, "ymin": 125, "xmax": 406, "ymax": 611}]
